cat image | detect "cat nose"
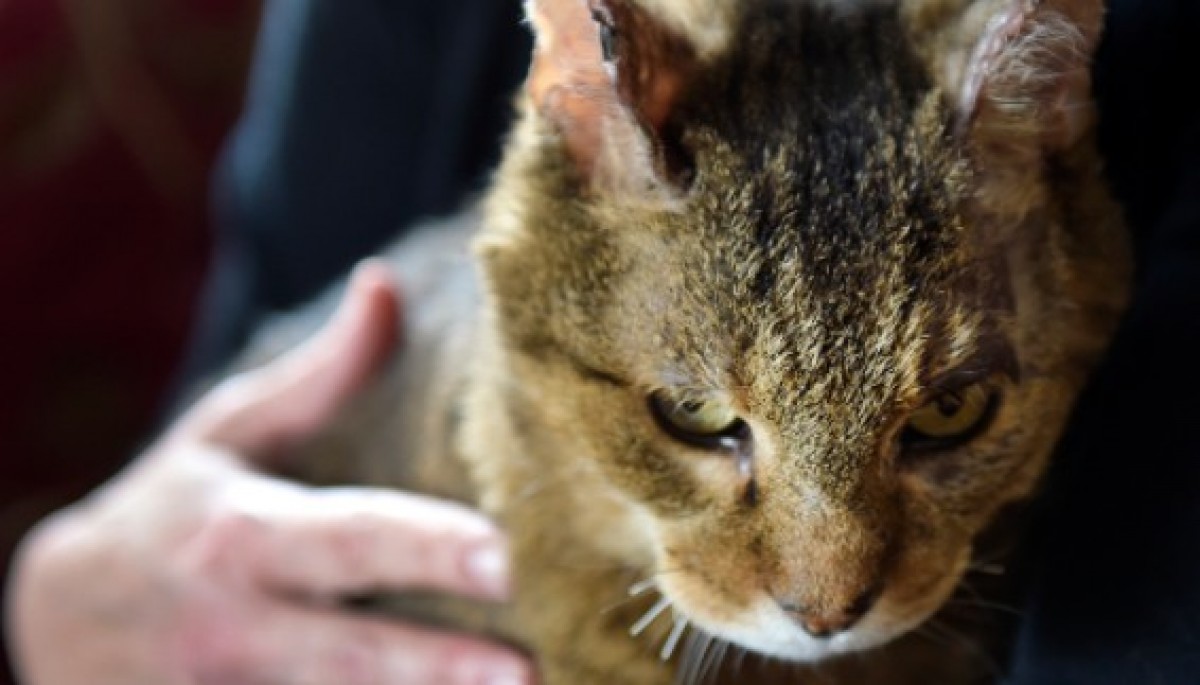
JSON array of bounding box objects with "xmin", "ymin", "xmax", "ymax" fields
[{"xmin": 778, "ymin": 585, "xmax": 881, "ymax": 638}]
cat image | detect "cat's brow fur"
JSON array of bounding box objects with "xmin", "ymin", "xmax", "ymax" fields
[{"xmin": 241, "ymin": 1, "xmax": 1130, "ymax": 683}]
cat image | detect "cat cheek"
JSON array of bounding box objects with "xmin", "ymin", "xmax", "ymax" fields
[
  {"xmin": 882, "ymin": 529, "xmax": 973, "ymax": 623},
  {"xmin": 653, "ymin": 523, "xmax": 767, "ymax": 615}
]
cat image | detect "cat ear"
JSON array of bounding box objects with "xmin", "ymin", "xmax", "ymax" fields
[
  {"xmin": 936, "ymin": 0, "xmax": 1105, "ymax": 153},
  {"xmin": 525, "ymin": 0, "xmax": 697, "ymax": 197}
]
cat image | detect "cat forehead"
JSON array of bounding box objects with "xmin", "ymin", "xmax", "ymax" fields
[
  {"xmin": 656, "ymin": 178, "xmax": 978, "ymax": 392},
  {"xmin": 676, "ymin": 2, "xmax": 965, "ymax": 272},
  {"xmin": 692, "ymin": 2, "xmax": 940, "ymax": 136},
  {"xmin": 630, "ymin": 151, "xmax": 977, "ymax": 408},
  {"xmin": 607, "ymin": 7, "xmax": 980, "ymax": 401}
]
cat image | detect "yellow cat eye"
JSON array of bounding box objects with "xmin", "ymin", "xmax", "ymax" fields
[
  {"xmin": 649, "ymin": 391, "xmax": 747, "ymax": 448},
  {"xmin": 904, "ymin": 383, "xmax": 997, "ymax": 448}
]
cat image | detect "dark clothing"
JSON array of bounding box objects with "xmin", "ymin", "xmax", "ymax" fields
[
  {"xmin": 210, "ymin": 0, "xmax": 1200, "ymax": 683},
  {"xmin": 187, "ymin": 0, "xmax": 531, "ymax": 382},
  {"xmin": 1006, "ymin": 0, "xmax": 1200, "ymax": 682}
]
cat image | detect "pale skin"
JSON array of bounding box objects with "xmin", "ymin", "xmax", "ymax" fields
[{"xmin": 5, "ymin": 263, "xmax": 535, "ymax": 685}]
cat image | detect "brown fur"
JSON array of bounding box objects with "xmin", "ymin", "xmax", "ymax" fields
[{"xmin": 243, "ymin": 1, "xmax": 1130, "ymax": 682}]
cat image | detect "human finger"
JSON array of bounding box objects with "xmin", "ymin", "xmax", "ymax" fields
[{"xmin": 183, "ymin": 261, "xmax": 401, "ymax": 462}]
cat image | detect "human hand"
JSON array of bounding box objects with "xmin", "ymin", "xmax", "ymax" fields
[{"xmin": 6, "ymin": 264, "xmax": 534, "ymax": 685}]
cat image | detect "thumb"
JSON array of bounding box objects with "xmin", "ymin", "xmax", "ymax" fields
[{"xmin": 181, "ymin": 261, "xmax": 402, "ymax": 463}]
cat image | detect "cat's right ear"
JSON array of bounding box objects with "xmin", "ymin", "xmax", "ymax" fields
[{"xmin": 525, "ymin": 0, "xmax": 699, "ymax": 199}]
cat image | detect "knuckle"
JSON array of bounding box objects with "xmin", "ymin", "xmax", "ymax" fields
[
  {"xmin": 325, "ymin": 504, "xmax": 447, "ymax": 583},
  {"xmin": 12, "ymin": 512, "xmax": 81, "ymax": 581},
  {"xmin": 182, "ymin": 508, "xmax": 267, "ymax": 579},
  {"xmin": 398, "ymin": 530, "xmax": 457, "ymax": 587},
  {"xmin": 325, "ymin": 512, "xmax": 381, "ymax": 570}
]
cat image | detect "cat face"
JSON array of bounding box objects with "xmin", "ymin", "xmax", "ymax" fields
[{"xmin": 480, "ymin": 0, "xmax": 1125, "ymax": 663}]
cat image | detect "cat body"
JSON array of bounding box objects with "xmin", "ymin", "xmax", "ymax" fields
[{"xmin": 248, "ymin": 0, "xmax": 1130, "ymax": 682}]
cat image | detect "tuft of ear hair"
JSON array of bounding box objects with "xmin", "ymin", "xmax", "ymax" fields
[
  {"xmin": 525, "ymin": 0, "xmax": 698, "ymax": 199},
  {"xmin": 963, "ymin": 0, "xmax": 1103, "ymax": 152},
  {"xmin": 942, "ymin": 0, "xmax": 1105, "ymax": 153}
]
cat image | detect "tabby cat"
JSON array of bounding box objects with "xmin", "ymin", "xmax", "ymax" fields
[{"xmin": 249, "ymin": 0, "xmax": 1130, "ymax": 682}]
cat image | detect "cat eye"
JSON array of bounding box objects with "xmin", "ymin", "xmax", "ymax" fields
[
  {"xmin": 902, "ymin": 382, "xmax": 998, "ymax": 451},
  {"xmin": 649, "ymin": 390, "xmax": 748, "ymax": 449}
]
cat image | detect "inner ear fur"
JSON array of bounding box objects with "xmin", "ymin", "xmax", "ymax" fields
[
  {"xmin": 909, "ymin": 0, "xmax": 1105, "ymax": 154},
  {"xmin": 525, "ymin": 0, "xmax": 698, "ymax": 195}
]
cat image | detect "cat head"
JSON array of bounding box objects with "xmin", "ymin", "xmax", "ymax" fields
[{"xmin": 479, "ymin": 0, "xmax": 1127, "ymax": 662}]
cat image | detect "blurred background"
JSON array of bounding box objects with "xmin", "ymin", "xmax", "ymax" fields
[{"xmin": 0, "ymin": 0, "xmax": 264, "ymax": 607}]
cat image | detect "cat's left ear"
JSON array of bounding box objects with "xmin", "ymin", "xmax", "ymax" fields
[
  {"xmin": 525, "ymin": 0, "xmax": 698, "ymax": 198},
  {"xmin": 926, "ymin": 0, "xmax": 1105, "ymax": 153}
]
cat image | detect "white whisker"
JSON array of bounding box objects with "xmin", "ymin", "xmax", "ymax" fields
[
  {"xmin": 629, "ymin": 578, "xmax": 659, "ymax": 597},
  {"xmin": 661, "ymin": 613, "xmax": 690, "ymax": 662},
  {"xmin": 632, "ymin": 596, "xmax": 672, "ymax": 637}
]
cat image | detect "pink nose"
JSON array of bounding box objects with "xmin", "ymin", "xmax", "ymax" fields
[{"xmin": 778, "ymin": 585, "xmax": 881, "ymax": 638}]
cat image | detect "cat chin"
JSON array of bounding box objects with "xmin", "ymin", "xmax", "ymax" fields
[{"xmin": 687, "ymin": 597, "xmax": 930, "ymax": 663}]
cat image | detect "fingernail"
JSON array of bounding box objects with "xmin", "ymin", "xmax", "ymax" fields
[{"xmin": 465, "ymin": 542, "xmax": 510, "ymax": 596}]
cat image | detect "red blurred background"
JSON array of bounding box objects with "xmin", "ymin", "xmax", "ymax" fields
[{"xmin": 0, "ymin": 3, "xmax": 263, "ymax": 675}]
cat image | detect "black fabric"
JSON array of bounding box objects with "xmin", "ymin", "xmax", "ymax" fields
[
  {"xmin": 1006, "ymin": 0, "xmax": 1200, "ymax": 682},
  {"xmin": 189, "ymin": 0, "xmax": 531, "ymax": 384},
  {"xmin": 225, "ymin": 0, "xmax": 529, "ymax": 307}
]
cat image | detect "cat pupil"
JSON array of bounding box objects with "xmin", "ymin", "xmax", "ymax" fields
[{"xmin": 936, "ymin": 393, "xmax": 964, "ymax": 416}]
